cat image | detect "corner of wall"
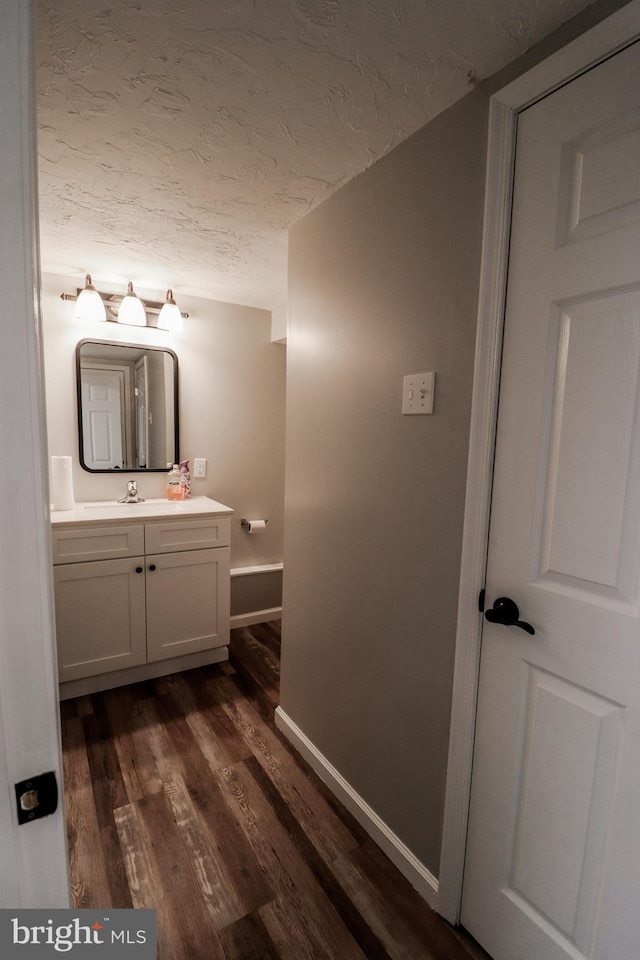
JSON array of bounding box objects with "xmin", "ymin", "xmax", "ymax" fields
[{"xmin": 270, "ymin": 301, "xmax": 288, "ymax": 343}]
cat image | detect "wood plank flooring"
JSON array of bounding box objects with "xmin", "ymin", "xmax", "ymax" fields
[{"xmin": 60, "ymin": 620, "xmax": 490, "ymax": 960}]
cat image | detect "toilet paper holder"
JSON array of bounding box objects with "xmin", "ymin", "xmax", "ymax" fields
[{"xmin": 241, "ymin": 518, "xmax": 268, "ymax": 531}]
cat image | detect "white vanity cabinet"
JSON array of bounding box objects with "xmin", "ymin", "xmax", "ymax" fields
[{"xmin": 51, "ymin": 498, "xmax": 233, "ymax": 697}]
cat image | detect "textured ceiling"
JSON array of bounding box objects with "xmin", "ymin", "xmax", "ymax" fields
[{"xmin": 36, "ymin": 0, "xmax": 596, "ymax": 312}]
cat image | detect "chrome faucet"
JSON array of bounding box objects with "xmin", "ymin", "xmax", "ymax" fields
[{"xmin": 117, "ymin": 480, "xmax": 145, "ymax": 504}]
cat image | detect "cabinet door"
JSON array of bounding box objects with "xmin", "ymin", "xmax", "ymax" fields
[
  {"xmin": 54, "ymin": 558, "xmax": 147, "ymax": 681},
  {"xmin": 145, "ymin": 548, "xmax": 230, "ymax": 662}
]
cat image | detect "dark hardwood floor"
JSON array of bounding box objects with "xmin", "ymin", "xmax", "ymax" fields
[{"xmin": 60, "ymin": 621, "xmax": 490, "ymax": 960}]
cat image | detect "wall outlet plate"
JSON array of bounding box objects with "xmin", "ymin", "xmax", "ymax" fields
[
  {"xmin": 193, "ymin": 458, "xmax": 207, "ymax": 478},
  {"xmin": 402, "ymin": 371, "xmax": 435, "ymax": 414}
]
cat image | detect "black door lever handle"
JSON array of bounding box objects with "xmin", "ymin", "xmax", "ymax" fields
[{"xmin": 485, "ymin": 596, "xmax": 535, "ymax": 635}]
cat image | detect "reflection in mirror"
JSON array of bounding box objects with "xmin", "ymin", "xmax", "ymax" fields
[{"xmin": 76, "ymin": 339, "xmax": 179, "ymax": 472}]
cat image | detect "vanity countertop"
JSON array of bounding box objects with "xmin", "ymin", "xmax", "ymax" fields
[{"xmin": 51, "ymin": 495, "xmax": 234, "ymax": 528}]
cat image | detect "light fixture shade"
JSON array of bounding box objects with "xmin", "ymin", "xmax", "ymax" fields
[
  {"xmin": 157, "ymin": 289, "xmax": 183, "ymax": 332},
  {"xmin": 74, "ymin": 275, "xmax": 106, "ymax": 323},
  {"xmin": 118, "ymin": 281, "xmax": 146, "ymax": 326}
]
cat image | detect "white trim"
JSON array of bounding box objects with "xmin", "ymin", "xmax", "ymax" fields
[
  {"xmin": 230, "ymin": 607, "xmax": 283, "ymax": 629},
  {"xmin": 437, "ymin": 97, "xmax": 516, "ymax": 923},
  {"xmin": 0, "ymin": 0, "xmax": 70, "ymax": 906},
  {"xmin": 275, "ymin": 706, "xmax": 440, "ymax": 910},
  {"xmin": 230, "ymin": 562, "xmax": 283, "ymax": 577},
  {"xmin": 437, "ymin": 0, "xmax": 640, "ymax": 926},
  {"xmin": 498, "ymin": 1, "xmax": 640, "ymax": 110}
]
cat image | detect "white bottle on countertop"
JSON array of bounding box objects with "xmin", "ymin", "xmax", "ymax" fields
[{"xmin": 166, "ymin": 464, "xmax": 183, "ymax": 501}]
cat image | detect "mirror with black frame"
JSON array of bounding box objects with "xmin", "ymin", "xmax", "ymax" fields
[{"xmin": 76, "ymin": 339, "xmax": 179, "ymax": 472}]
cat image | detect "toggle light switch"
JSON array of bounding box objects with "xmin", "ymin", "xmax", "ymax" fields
[{"xmin": 402, "ymin": 371, "xmax": 435, "ymax": 415}]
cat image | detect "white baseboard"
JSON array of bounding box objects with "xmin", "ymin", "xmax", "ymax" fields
[
  {"xmin": 274, "ymin": 706, "xmax": 440, "ymax": 911},
  {"xmin": 230, "ymin": 607, "xmax": 282, "ymax": 629}
]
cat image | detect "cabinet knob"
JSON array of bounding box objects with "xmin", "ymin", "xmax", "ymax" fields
[
  {"xmin": 135, "ymin": 566, "xmax": 143, "ymax": 574},
  {"xmin": 148, "ymin": 564, "xmax": 156, "ymax": 572}
]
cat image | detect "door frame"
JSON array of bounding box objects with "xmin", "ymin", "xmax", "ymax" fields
[
  {"xmin": 0, "ymin": 0, "xmax": 70, "ymax": 905},
  {"xmin": 437, "ymin": 0, "xmax": 640, "ymax": 925}
]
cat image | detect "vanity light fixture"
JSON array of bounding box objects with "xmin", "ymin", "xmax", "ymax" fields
[
  {"xmin": 157, "ymin": 290, "xmax": 183, "ymax": 332},
  {"xmin": 61, "ymin": 279, "xmax": 189, "ymax": 330},
  {"xmin": 117, "ymin": 281, "xmax": 146, "ymax": 327},
  {"xmin": 73, "ymin": 275, "xmax": 106, "ymax": 324}
]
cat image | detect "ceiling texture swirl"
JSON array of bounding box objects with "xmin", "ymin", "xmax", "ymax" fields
[{"xmin": 36, "ymin": 0, "xmax": 596, "ymax": 311}]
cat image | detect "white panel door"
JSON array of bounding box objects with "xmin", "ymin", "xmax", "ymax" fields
[
  {"xmin": 462, "ymin": 40, "xmax": 640, "ymax": 960},
  {"xmin": 80, "ymin": 368, "xmax": 125, "ymax": 469}
]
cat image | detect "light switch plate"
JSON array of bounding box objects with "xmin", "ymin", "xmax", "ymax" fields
[
  {"xmin": 402, "ymin": 371, "xmax": 435, "ymax": 415},
  {"xmin": 193, "ymin": 458, "xmax": 207, "ymax": 478}
]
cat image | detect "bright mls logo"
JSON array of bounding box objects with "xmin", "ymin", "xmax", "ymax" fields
[{"xmin": 0, "ymin": 909, "xmax": 156, "ymax": 956}]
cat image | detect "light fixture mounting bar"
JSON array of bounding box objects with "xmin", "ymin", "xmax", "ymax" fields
[{"xmin": 60, "ymin": 289, "xmax": 189, "ymax": 320}]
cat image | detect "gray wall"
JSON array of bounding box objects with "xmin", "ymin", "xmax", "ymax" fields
[
  {"xmin": 280, "ymin": 0, "xmax": 628, "ymax": 877},
  {"xmin": 231, "ymin": 569, "xmax": 283, "ymax": 618},
  {"xmin": 42, "ymin": 273, "xmax": 286, "ymax": 612}
]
